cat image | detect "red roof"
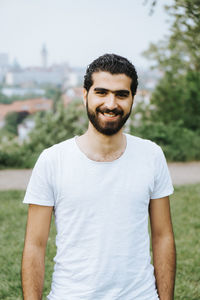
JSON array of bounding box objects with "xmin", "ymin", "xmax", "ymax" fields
[{"xmin": 0, "ymin": 98, "xmax": 53, "ymax": 121}]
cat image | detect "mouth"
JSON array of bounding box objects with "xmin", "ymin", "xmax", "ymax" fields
[
  {"xmin": 100, "ymin": 112, "xmax": 120, "ymax": 120},
  {"xmin": 103, "ymin": 112, "xmax": 116, "ymax": 117}
]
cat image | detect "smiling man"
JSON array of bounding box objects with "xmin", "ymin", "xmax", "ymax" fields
[
  {"xmin": 85, "ymin": 73, "xmax": 132, "ymax": 136},
  {"xmin": 22, "ymin": 54, "xmax": 176, "ymax": 300}
]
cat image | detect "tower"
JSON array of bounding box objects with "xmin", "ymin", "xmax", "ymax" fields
[{"xmin": 41, "ymin": 44, "xmax": 48, "ymax": 68}]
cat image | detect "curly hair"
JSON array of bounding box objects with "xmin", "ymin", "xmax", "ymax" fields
[{"xmin": 83, "ymin": 53, "xmax": 138, "ymax": 96}]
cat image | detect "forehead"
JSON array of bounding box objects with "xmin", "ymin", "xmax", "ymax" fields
[{"xmin": 91, "ymin": 71, "xmax": 132, "ymax": 91}]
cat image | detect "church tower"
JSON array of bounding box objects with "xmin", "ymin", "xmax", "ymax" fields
[{"xmin": 41, "ymin": 44, "xmax": 48, "ymax": 68}]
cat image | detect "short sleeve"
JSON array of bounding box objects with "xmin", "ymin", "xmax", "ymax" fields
[
  {"xmin": 150, "ymin": 146, "xmax": 174, "ymax": 199},
  {"xmin": 23, "ymin": 149, "xmax": 55, "ymax": 206}
]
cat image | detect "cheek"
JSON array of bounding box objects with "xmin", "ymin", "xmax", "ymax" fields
[
  {"xmin": 125, "ymin": 98, "xmax": 133, "ymax": 109},
  {"xmin": 120, "ymin": 100, "xmax": 133, "ymax": 112},
  {"xmin": 88, "ymin": 96, "xmax": 104, "ymax": 109}
]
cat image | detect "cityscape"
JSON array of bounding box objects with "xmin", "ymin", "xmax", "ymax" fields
[{"xmin": 0, "ymin": 45, "xmax": 161, "ymax": 141}]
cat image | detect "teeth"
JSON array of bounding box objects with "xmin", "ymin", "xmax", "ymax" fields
[{"xmin": 104, "ymin": 113, "xmax": 115, "ymax": 117}]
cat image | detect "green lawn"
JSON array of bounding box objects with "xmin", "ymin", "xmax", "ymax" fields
[{"xmin": 0, "ymin": 185, "xmax": 200, "ymax": 299}]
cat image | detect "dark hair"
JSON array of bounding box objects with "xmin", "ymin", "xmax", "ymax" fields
[{"xmin": 83, "ymin": 53, "xmax": 138, "ymax": 96}]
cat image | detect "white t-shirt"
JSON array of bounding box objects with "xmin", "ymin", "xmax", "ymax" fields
[{"xmin": 23, "ymin": 133, "xmax": 174, "ymax": 300}]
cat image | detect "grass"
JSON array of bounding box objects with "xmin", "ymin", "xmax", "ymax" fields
[
  {"xmin": 0, "ymin": 185, "xmax": 200, "ymax": 299},
  {"xmin": 170, "ymin": 185, "xmax": 200, "ymax": 299},
  {"xmin": 0, "ymin": 190, "xmax": 56, "ymax": 299}
]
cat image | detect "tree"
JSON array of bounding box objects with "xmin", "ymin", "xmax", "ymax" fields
[
  {"xmin": 142, "ymin": 0, "xmax": 200, "ymax": 130},
  {"xmin": 4, "ymin": 111, "xmax": 29, "ymax": 135},
  {"xmin": 145, "ymin": 70, "xmax": 200, "ymax": 131},
  {"xmin": 45, "ymin": 86, "xmax": 63, "ymax": 113},
  {"xmin": 130, "ymin": 1, "xmax": 200, "ymax": 161},
  {"xmin": 144, "ymin": 0, "xmax": 200, "ymax": 72},
  {"xmin": 26, "ymin": 100, "xmax": 88, "ymax": 154}
]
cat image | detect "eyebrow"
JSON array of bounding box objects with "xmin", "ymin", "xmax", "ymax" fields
[{"xmin": 94, "ymin": 88, "xmax": 130, "ymax": 95}]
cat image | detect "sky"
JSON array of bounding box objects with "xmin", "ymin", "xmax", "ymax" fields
[{"xmin": 0, "ymin": 0, "xmax": 173, "ymax": 69}]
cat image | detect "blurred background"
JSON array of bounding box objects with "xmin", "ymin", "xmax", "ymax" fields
[
  {"xmin": 0, "ymin": 2, "xmax": 200, "ymax": 299},
  {"xmin": 0, "ymin": 0, "xmax": 199, "ymax": 168}
]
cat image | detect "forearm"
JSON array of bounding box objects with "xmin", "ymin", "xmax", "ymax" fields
[
  {"xmin": 21, "ymin": 245, "xmax": 45, "ymax": 300},
  {"xmin": 152, "ymin": 235, "xmax": 176, "ymax": 300}
]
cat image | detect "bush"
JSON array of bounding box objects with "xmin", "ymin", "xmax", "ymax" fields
[
  {"xmin": 130, "ymin": 121, "xmax": 200, "ymax": 161},
  {"xmin": 0, "ymin": 100, "xmax": 88, "ymax": 169},
  {"xmin": 148, "ymin": 71, "xmax": 200, "ymax": 132},
  {"xmin": 1, "ymin": 99, "xmax": 200, "ymax": 168},
  {"xmin": 26, "ymin": 100, "xmax": 88, "ymax": 154},
  {"xmin": 0, "ymin": 141, "xmax": 39, "ymax": 169}
]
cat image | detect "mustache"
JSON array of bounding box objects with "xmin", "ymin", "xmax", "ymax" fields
[{"xmin": 96, "ymin": 107, "xmax": 123, "ymax": 116}]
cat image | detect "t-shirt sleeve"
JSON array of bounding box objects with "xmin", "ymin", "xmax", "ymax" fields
[
  {"xmin": 23, "ymin": 149, "xmax": 55, "ymax": 206},
  {"xmin": 150, "ymin": 145, "xmax": 174, "ymax": 199}
]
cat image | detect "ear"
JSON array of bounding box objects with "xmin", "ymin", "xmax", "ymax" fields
[{"xmin": 83, "ymin": 88, "xmax": 88, "ymax": 107}]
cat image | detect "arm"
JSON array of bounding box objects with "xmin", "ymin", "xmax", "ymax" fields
[
  {"xmin": 21, "ymin": 204, "xmax": 53, "ymax": 300},
  {"xmin": 149, "ymin": 196, "xmax": 176, "ymax": 300}
]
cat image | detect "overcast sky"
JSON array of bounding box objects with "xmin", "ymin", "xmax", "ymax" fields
[{"xmin": 0, "ymin": 0, "xmax": 172, "ymax": 69}]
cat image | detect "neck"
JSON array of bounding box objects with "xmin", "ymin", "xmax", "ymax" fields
[{"xmin": 76, "ymin": 123, "xmax": 127, "ymax": 161}]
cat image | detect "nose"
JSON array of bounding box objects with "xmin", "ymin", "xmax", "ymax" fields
[{"xmin": 105, "ymin": 93, "xmax": 117, "ymax": 110}]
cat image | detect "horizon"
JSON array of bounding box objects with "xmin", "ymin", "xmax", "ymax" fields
[{"xmin": 0, "ymin": 0, "xmax": 173, "ymax": 69}]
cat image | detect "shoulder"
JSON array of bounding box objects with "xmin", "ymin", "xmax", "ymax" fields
[
  {"xmin": 37, "ymin": 136, "xmax": 76, "ymax": 166},
  {"xmin": 43, "ymin": 136, "xmax": 75, "ymax": 156},
  {"xmin": 125, "ymin": 133, "xmax": 165, "ymax": 165},
  {"xmin": 126, "ymin": 133, "xmax": 161, "ymax": 155}
]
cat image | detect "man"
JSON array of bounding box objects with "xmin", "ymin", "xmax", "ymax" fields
[{"xmin": 22, "ymin": 53, "xmax": 176, "ymax": 300}]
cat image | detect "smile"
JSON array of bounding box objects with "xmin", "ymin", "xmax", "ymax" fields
[
  {"xmin": 99, "ymin": 112, "xmax": 120, "ymax": 120},
  {"xmin": 103, "ymin": 112, "xmax": 116, "ymax": 117}
]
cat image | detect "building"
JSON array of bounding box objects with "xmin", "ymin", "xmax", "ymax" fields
[
  {"xmin": 0, "ymin": 53, "xmax": 9, "ymax": 83},
  {"xmin": 62, "ymin": 87, "xmax": 83, "ymax": 106},
  {"xmin": 5, "ymin": 67, "xmax": 67, "ymax": 86},
  {"xmin": 0, "ymin": 98, "xmax": 53, "ymax": 127},
  {"xmin": 0, "ymin": 53, "xmax": 9, "ymax": 68},
  {"xmin": 41, "ymin": 44, "xmax": 48, "ymax": 68},
  {"xmin": 2, "ymin": 87, "xmax": 45, "ymax": 97}
]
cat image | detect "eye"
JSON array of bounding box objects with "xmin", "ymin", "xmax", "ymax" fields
[
  {"xmin": 116, "ymin": 92, "xmax": 129, "ymax": 99},
  {"xmin": 95, "ymin": 91, "xmax": 107, "ymax": 96}
]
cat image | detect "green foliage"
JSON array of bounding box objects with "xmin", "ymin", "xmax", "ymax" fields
[
  {"xmin": 45, "ymin": 86, "xmax": 61, "ymax": 102},
  {"xmin": 168, "ymin": 0, "xmax": 200, "ymax": 72},
  {"xmin": 0, "ymin": 190, "xmax": 56, "ymax": 299},
  {"xmin": 44, "ymin": 86, "xmax": 62, "ymax": 113},
  {"xmin": 0, "ymin": 90, "xmax": 9, "ymax": 104},
  {"xmin": 144, "ymin": 0, "xmax": 200, "ymax": 72},
  {"xmin": 0, "ymin": 91, "xmax": 43, "ymax": 104},
  {"xmin": 0, "ymin": 140, "xmax": 38, "ymax": 169},
  {"xmin": 26, "ymin": 99, "xmax": 88, "ymax": 154},
  {"xmin": 148, "ymin": 71, "xmax": 200, "ymax": 131},
  {"xmin": 139, "ymin": 0, "xmax": 200, "ymax": 160},
  {"xmin": 171, "ymin": 184, "xmax": 200, "ymax": 299},
  {"xmin": 4, "ymin": 111, "xmax": 29, "ymax": 135},
  {"xmin": 4, "ymin": 112, "xmax": 19, "ymax": 135},
  {"xmin": 131, "ymin": 121, "xmax": 200, "ymax": 161},
  {"xmin": 0, "ymin": 128, "xmax": 15, "ymax": 141},
  {"xmin": 0, "ymin": 185, "xmax": 200, "ymax": 298},
  {"xmin": 0, "ymin": 100, "xmax": 88, "ymax": 169},
  {"xmin": 143, "ymin": 0, "xmax": 200, "ymax": 117}
]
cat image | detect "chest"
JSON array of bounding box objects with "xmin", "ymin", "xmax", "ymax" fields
[{"xmin": 54, "ymin": 156, "xmax": 154, "ymax": 221}]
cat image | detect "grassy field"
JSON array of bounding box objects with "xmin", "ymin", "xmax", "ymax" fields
[{"xmin": 0, "ymin": 185, "xmax": 200, "ymax": 299}]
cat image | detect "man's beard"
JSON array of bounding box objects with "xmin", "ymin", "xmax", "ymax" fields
[{"xmin": 86, "ymin": 100, "xmax": 133, "ymax": 136}]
